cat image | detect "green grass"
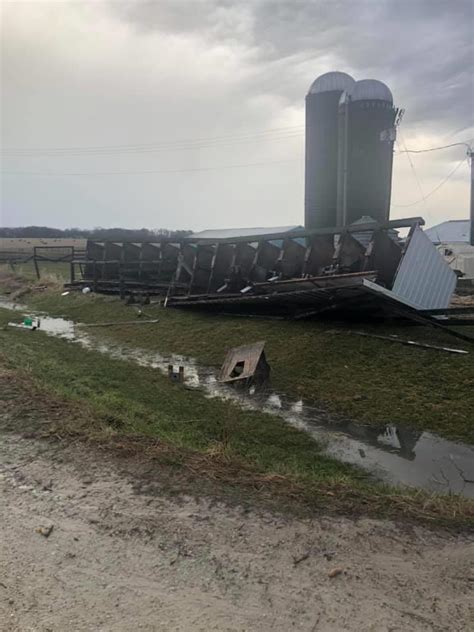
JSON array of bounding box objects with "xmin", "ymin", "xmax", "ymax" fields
[
  {"xmin": 1, "ymin": 305, "xmax": 473, "ymax": 528},
  {"xmin": 7, "ymin": 260, "xmax": 71, "ymax": 281},
  {"xmin": 0, "ymin": 307, "xmax": 355, "ymax": 483},
  {"xmin": 9, "ymin": 279, "xmax": 474, "ymax": 444}
]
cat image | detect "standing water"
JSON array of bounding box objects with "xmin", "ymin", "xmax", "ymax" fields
[{"xmin": 1, "ymin": 297, "xmax": 473, "ymax": 498}]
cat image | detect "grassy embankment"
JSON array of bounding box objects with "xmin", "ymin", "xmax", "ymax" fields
[
  {"xmin": 2, "ymin": 264, "xmax": 473, "ymax": 444},
  {"xmin": 0, "ymin": 303, "xmax": 473, "ymax": 528}
]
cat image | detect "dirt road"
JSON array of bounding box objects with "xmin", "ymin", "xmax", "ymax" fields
[{"xmin": 0, "ymin": 425, "xmax": 473, "ymax": 632}]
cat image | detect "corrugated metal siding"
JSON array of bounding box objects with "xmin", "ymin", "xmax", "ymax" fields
[
  {"xmin": 362, "ymin": 278, "xmax": 418, "ymax": 309},
  {"xmin": 392, "ymin": 227, "xmax": 457, "ymax": 309}
]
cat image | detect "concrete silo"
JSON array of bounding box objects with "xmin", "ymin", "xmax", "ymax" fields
[
  {"xmin": 304, "ymin": 71, "xmax": 355, "ymax": 229},
  {"xmin": 337, "ymin": 79, "xmax": 397, "ymax": 226}
]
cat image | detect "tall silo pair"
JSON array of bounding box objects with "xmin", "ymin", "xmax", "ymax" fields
[{"xmin": 304, "ymin": 71, "xmax": 398, "ymax": 229}]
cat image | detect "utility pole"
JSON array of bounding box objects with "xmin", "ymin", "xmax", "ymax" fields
[{"xmin": 470, "ymin": 147, "xmax": 474, "ymax": 246}]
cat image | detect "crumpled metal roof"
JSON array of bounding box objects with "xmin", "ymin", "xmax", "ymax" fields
[
  {"xmin": 190, "ymin": 226, "xmax": 302, "ymax": 240},
  {"xmin": 424, "ymin": 220, "xmax": 470, "ymax": 244}
]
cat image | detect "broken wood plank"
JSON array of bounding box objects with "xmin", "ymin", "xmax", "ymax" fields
[
  {"xmin": 433, "ymin": 318, "xmax": 474, "ymax": 326},
  {"xmin": 388, "ymin": 305, "xmax": 474, "ymax": 344},
  {"xmin": 419, "ymin": 306, "xmax": 474, "ymax": 315},
  {"xmin": 348, "ymin": 330, "xmax": 468, "ymax": 354},
  {"xmin": 80, "ymin": 319, "xmax": 159, "ymax": 328}
]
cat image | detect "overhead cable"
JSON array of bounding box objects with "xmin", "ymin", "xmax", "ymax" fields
[
  {"xmin": 1, "ymin": 157, "xmax": 299, "ymax": 177},
  {"xmin": 391, "ymin": 157, "xmax": 468, "ymax": 208},
  {"xmin": 395, "ymin": 140, "xmax": 473, "ymax": 154},
  {"xmin": 2, "ymin": 125, "xmax": 305, "ymax": 155},
  {"xmin": 396, "ymin": 131, "xmax": 430, "ymax": 219}
]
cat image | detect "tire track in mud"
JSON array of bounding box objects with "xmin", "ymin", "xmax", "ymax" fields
[{"xmin": 1, "ymin": 422, "xmax": 473, "ymax": 632}]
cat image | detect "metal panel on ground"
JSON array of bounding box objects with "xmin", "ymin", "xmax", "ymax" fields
[{"xmin": 390, "ymin": 227, "xmax": 456, "ymax": 309}]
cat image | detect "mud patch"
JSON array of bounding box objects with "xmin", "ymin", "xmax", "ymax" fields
[{"xmin": 1, "ymin": 415, "xmax": 473, "ymax": 631}]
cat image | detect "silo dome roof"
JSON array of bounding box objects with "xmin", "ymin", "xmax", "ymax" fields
[
  {"xmin": 308, "ymin": 71, "xmax": 355, "ymax": 95},
  {"xmin": 352, "ymin": 79, "xmax": 393, "ymax": 102}
]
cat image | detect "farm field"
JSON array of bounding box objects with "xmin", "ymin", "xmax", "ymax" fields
[
  {"xmin": 0, "ymin": 239, "xmax": 86, "ymax": 280},
  {"xmin": 0, "ymin": 237, "xmax": 87, "ymax": 253}
]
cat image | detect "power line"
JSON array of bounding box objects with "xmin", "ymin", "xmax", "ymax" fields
[
  {"xmin": 2, "ymin": 125, "xmax": 305, "ymax": 155},
  {"xmin": 3, "ymin": 129, "xmax": 471, "ymax": 159},
  {"xmin": 397, "ymin": 131, "xmax": 429, "ymax": 217},
  {"xmin": 394, "ymin": 140, "xmax": 473, "ymax": 154},
  {"xmin": 391, "ymin": 157, "xmax": 468, "ymax": 208},
  {"xmin": 1, "ymin": 157, "xmax": 299, "ymax": 177},
  {"xmin": 3, "ymin": 132, "xmax": 304, "ymax": 158}
]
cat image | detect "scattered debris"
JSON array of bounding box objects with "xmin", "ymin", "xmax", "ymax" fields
[
  {"xmin": 168, "ymin": 365, "xmax": 185, "ymax": 383},
  {"xmin": 328, "ymin": 567, "xmax": 344, "ymax": 578},
  {"xmin": 80, "ymin": 319, "xmax": 159, "ymax": 328},
  {"xmin": 8, "ymin": 317, "xmax": 41, "ymax": 331},
  {"xmin": 63, "ymin": 218, "xmax": 474, "ymax": 342},
  {"xmin": 61, "ymin": 291, "xmax": 70, "ymax": 296},
  {"xmin": 10, "ymin": 287, "xmax": 32, "ymax": 301},
  {"xmin": 348, "ymin": 331, "xmax": 469, "ymax": 355},
  {"xmin": 293, "ymin": 551, "xmax": 311, "ymax": 566},
  {"xmin": 36, "ymin": 524, "xmax": 54, "ymax": 538},
  {"xmin": 219, "ymin": 341, "xmax": 270, "ymax": 386}
]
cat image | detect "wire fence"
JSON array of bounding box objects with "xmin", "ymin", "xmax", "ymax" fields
[{"xmin": 0, "ymin": 245, "xmax": 87, "ymax": 279}]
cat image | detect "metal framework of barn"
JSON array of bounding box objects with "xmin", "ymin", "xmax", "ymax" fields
[{"xmin": 69, "ymin": 217, "xmax": 422, "ymax": 304}]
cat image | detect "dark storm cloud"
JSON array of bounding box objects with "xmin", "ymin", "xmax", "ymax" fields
[
  {"xmin": 113, "ymin": 0, "xmax": 474, "ymax": 134},
  {"xmin": 1, "ymin": 0, "xmax": 472, "ymax": 230}
]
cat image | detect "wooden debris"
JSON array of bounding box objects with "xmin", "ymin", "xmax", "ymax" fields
[
  {"xmin": 349, "ymin": 330, "xmax": 468, "ymax": 354},
  {"xmin": 80, "ymin": 319, "xmax": 159, "ymax": 328},
  {"xmin": 219, "ymin": 341, "xmax": 270, "ymax": 385}
]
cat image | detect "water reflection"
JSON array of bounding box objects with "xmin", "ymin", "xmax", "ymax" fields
[{"xmin": 2, "ymin": 297, "xmax": 473, "ymax": 498}]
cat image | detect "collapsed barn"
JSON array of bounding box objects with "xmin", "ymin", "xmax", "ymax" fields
[
  {"xmin": 72, "ymin": 216, "xmax": 417, "ymax": 303},
  {"xmin": 66, "ymin": 216, "xmax": 474, "ymax": 341}
]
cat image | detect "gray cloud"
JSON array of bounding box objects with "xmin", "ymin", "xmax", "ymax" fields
[
  {"xmin": 111, "ymin": 0, "xmax": 474, "ymax": 131},
  {"xmin": 1, "ymin": 0, "xmax": 472, "ymax": 230}
]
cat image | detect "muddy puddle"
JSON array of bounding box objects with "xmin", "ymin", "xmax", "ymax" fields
[{"xmin": 2, "ymin": 296, "xmax": 474, "ymax": 498}]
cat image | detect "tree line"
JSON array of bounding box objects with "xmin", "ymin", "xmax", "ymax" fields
[{"xmin": 0, "ymin": 226, "xmax": 192, "ymax": 241}]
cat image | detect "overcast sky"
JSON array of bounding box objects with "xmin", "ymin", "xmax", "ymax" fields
[{"xmin": 1, "ymin": 0, "xmax": 473, "ymax": 231}]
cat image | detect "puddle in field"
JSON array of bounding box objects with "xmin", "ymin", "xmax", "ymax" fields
[{"xmin": 2, "ymin": 296, "xmax": 474, "ymax": 498}]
